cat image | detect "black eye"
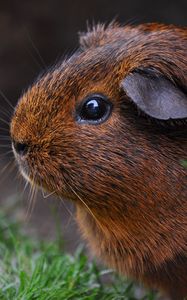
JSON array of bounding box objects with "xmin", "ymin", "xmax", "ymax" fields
[{"xmin": 76, "ymin": 94, "xmax": 112, "ymax": 124}]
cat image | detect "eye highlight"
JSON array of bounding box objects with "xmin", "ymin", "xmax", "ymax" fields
[{"xmin": 76, "ymin": 94, "xmax": 113, "ymax": 124}]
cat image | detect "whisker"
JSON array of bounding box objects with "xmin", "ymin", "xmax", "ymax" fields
[
  {"xmin": 0, "ymin": 139, "xmax": 11, "ymax": 144},
  {"xmin": 0, "ymin": 160, "xmax": 13, "ymax": 175},
  {"xmin": 22, "ymin": 177, "xmax": 30, "ymax": 195},
  {"xmin": 0, "ymin": 136, "xmax": 11, "ymax": 140},
  {"xmin": 24, "ymin": 27, "xmax": 46, "ymax": 68},
  {"xmin": 24, "ymin": 44, "xmax": 44, "ymax": 70},
  {"xmin": 0, "ymin": 145, "xmax": 11, "ymax": 149},
  {"xmin": 1, "ymin": 108, "xmax": 12, "ymax": 120},
  {"xmin": 0, "ymin": 140, "xmax": 11, "ymax": 144},
  {"xmin": 24, "ymin": 174, "xmax": 32, "ymax": 220},
  {"xmin": 25, "ymin": 177, "xmax": 36, "ymax": 221},
  {"xmin": 0, "ymin": 161, "xmax": 11, "ymax": 177},
  {"xmin": 0, "ymin": 150, "xmax": 13, "ymax": 158},
  {"xmin": 12, "ymin": 167, "xmax": 21, "ymax": 184},
  {"xmin": 0, "ymin": 116, "xmax": 10, "ymax": 126},
  {"xmin": 0, "ymin": 141, "xmax": 11, "ymax": 145},
  {"xmin": 31, "ymin": 184, "xmax": 38, "ymax": 217},
  {"xmin": 0, "ymin": 133, "xmax": 10, "ymax": 136},
  {"xmin": 0, "ymin": 127, "xmax": 10, "ymax": 132},
  {"xmin": 0, "ymin": 160, "xmax": 16, "ymax": 187},
  {"xmin": 59, "ymin": 196, "xmax": 75, "ymax": 221},
  {"xmin": 37, "ymin": 175, "xmax": 75, "ymax": 227},
  {"xmin": 59, "ymin": 199, "xmax": 75, "ymax": 231},
  {"xmin": 63, "ymin": 178, "xmax": 104, "ymax": 232},
  {"xmin": 27, "ymin": 180, "xmax": 34, "ymax": 216},
  {"xmin": 41, "ymin": 188, "xmax": 57, "ymax": 199},
  {"xmin": 0, "ymin": 89, "xmax": 14, "ymax": 111}
]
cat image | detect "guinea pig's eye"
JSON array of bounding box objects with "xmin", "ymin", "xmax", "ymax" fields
[{"xmin": 76, "ymin": 94, "xmax": 112, "ymax": 124}]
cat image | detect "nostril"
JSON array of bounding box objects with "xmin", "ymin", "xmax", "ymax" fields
[{"xmin": 13, "ymin": 141, "xmax": 28, "ymax": 156}]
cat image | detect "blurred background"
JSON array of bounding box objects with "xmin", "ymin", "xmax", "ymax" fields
[{"xmin": 0, "ymin": 0, "xmax": 187, "ymax": 252}]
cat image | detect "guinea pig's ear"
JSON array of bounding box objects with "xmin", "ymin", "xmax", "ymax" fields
[{"xmin": 121, "ymin": 70, "xmax": 187, "ymax": 120}]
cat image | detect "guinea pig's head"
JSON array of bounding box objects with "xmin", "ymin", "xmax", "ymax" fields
[{"xmin": 10, "ymin": 23, "xmax": 187, "ymax": 213}]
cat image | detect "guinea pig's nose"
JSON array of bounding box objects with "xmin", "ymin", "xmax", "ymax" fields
[{"xmin": 13, "ymin": 141, "xmax": 28, "ymax": 156}]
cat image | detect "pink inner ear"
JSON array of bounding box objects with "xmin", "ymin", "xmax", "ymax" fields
[{"xmin": 121, "ymin": 72, "xmax": 187, "ymax": 120}]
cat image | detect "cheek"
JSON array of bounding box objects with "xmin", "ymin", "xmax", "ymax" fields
[
  {"xmin": 62, "ymin": 140, "xmax": 124, "ymax": 196},
  {"xmin": 62, "ymin": 127, "xmax": 151, "ymax": 202}
]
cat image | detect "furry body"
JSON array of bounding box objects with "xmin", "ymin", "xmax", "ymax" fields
[{"xmin": 11, "ymin": 23, "xmax": 187, "ymax": 299}]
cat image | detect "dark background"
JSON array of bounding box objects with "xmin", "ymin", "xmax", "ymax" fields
[
  {"xmin": 1, "ymin": 0, "xmax": 187, "ymax": 107},
  {"xmin": 0, "ymin": 0, "xmax": 186, "ymax": 249}
]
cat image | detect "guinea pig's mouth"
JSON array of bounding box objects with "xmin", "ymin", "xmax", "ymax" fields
[
  {"xmin": 12, "ymin": 140, "xmax": 42, "ymax": 186},
  {"xmin": 20, "ymin": 166, "xmax": 33, "ymax": 184},
  {"xmin": 12, "ymin": 140, "xmax": 69, "ymax": 198},
  {"xmin": 16, "ymin": 159, "xmax": 36, "ymax": 186},
  {"xmin": 12, "ymin": 144, "xmax": 38, "ymax": 186},
  {"xmin": 19, "ymin": 164, "xmax": 64, "ymax": 200},
  {"xmin": 19, "ymin": 163, "xmax": 48, "ymax": 193},
  {"xmin": 14, "ymin": 153, "xmax": 58, "ymax": 195}
]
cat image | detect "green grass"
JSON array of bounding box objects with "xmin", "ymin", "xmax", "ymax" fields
[{"xmin": 0, "ymin": 212, "xmax": 158, "ymax": 300}]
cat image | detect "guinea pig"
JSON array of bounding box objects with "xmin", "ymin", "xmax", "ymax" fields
[{"xmin": 10, "ymin": 23, "xmax": 187, "ymax": 299}]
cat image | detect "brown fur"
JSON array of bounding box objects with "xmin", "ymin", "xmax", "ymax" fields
[{"xmin": 10, "ymin": 23, "xmax": 187, "ymax": 299}]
